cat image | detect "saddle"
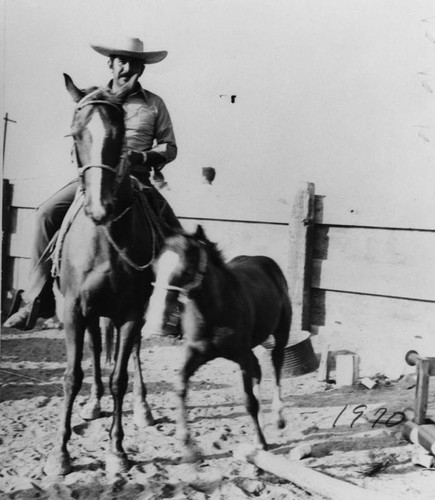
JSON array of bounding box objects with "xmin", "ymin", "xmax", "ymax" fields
[{"xmin": 51, "ymin": 179, "xmax": 170, "ymax": 278}]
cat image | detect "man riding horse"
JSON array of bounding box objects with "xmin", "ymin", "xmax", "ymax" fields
[{"xmin": 4, "ymin": 36, "xmax": 180, "ymax": 330}]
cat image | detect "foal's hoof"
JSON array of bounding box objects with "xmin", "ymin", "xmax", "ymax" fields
[
  {"xmin": 43, "ymin": 450, "xmax": 72, "ymax": 477},
  {"xmin": 80, "ymin": 401, "xmax": 101, "ymax": 421},
  {"xmin": 106, "ymin": 451, "xmax": 129, "ymax": 476},
  {"xmin": 133, "ymin": 402, "xmax": 154, "ymax": 428}
]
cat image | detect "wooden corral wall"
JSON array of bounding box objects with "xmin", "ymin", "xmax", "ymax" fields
[
  {"xmin": 3, "ymin": 180, "xmax": 435, "ymax": 377},
  {"xmin": 311, "ymin": 195, "xmax": 435, "ymax": 377}
]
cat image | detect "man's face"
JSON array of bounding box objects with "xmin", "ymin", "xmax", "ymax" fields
[{"xmin": 110, "ymin": 56, "xmax": 144, "ymax": 89}]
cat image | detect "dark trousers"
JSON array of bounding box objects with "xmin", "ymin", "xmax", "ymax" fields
[
  {"xmin": 24, "ymin": 177, "xmax": 180, "ymax": 310},
  {"xmin": 25, "ymin": 180, "xmax": 78, "ymax": 308}
]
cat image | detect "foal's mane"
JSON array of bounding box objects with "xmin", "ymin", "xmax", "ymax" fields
[{"xmin": 166, "ymin": 230, "xmax": 226, "ymax": 269}]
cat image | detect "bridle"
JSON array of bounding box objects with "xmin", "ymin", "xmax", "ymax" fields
[
  {"xmin": 74, "ymin": 96, "xmax": 127, "ymax": 183},
  {"xmin": 152, "ymin": 243, "xmax": 208, "ymax": 302}
]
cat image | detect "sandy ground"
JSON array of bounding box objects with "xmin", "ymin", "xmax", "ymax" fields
[{"xmin": 1, "ymin": 324, "xmax": 435, "ymax": 500}]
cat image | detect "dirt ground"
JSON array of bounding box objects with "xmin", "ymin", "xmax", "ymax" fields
[{"xmin": 1, "ymin": 324, "xmax": 435, "ymax": 500}]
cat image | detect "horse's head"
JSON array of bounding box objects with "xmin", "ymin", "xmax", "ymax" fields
[
  {"xmin": 145, "ymin": 226, "xmax": 211, "ymax": 337},
  {"xmin": 64, "ymin": 73, "xmax": 137, "ymax": 224}
]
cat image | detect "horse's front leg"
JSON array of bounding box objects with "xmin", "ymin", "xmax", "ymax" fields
[
  {"xmin": 106, "ymin": 319, "xmax": 137, "ymax": 476},
  {"xmin": 79, "ymin": 318, "xmax": 104, "ymax": 421},
  {"xmin": 44, "ymin": 302, "xmax": 86, "ymax": 476},
  {"xmin": 239, "ymin": 352, "xmax": 267, "ymax": 450},
  {"xmin": 132, "ymin": 334, "xmax": 154, "ymax": 428},
  {"xmin": 175, "ymin": 346, "xmax": 208, "ymax": 462}
]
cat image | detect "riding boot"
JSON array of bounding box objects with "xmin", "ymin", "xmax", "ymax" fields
[
  {"xmin": 4, "ymin": 279, "xmax": 56, "ymax": 330},
  {"xmin": 4, "ymin": 180, "xmax": 77, "ymax": 330}
]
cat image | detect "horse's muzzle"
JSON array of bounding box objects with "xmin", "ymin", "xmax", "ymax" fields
[{"xmin": 85, "ymin": 202, "xmax": 114, "ymax": 225}]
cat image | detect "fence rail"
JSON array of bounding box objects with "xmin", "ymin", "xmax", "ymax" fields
[{"xmin": 3, "ymin": 179, "xmax": 435, "ymax": 377}]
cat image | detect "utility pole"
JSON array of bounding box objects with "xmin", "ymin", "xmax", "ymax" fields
[{"xmin": 3, "ymin": 112, "xmax": 17, "ymax": 174}]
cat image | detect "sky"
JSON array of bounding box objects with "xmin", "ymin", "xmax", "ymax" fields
[{"xmin": 1, "ymin": 0, "xmax": 435, "ymax": 211}]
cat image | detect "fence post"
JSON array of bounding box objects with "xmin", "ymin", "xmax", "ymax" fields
[
  {"xmin": 2, "ymin": 178, "xmax": 13, "ymax": 306},
  {"xmin": 287, "ymin": 182, "xmax": 315, "ymax": 334}
]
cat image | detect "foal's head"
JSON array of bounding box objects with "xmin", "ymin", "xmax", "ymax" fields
[
  {"xmin": 64, "ymin": 73, "xmax": 136, "ymax": 224},
  {"xmin": 145, "ymin": 226, "xmax": 219, "ymax": 336}
]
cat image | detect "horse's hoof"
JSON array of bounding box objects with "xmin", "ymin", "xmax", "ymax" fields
[
  {"xmin": 80, "ymin": 401, "xmax": 101, "ymax": 421},
  {"xmin": 255, "ymin": 439, "xmax": 268, "ymax": 451},
  {"xmin": 105, "ymin": 451, "xmax": 129, "ymax": 476},
  {"xmin": 175, "ymin": 427, "xmax": 190, "ymax": 443},
  {"xmin": 43, "ymin": 450, "xmax": 72, "ymax": 477},
  {"xmin": 133, "ymin": 403, "xmax": 154, "ymax": 428}
]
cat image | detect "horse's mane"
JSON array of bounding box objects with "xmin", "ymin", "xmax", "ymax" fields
[{"xmin": 81, "ymin": 86, "xmax": 126, "ymax": 109}]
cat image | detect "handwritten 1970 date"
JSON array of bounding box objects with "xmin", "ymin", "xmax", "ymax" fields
[{"xmin": 333, "ymin": 405, "xmax": 405, "ymax": 429}]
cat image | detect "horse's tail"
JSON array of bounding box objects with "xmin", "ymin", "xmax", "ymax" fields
[{"xmin": 101, "ymin": 317, "xmax": 115, "ymax": 364}]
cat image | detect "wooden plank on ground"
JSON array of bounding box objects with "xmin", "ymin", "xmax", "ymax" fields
[{"xmin": 235, "ymin": 444, "xmax": 405, "ymax": 500}]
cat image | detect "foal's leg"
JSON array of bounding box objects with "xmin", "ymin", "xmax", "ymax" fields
[
  {"xmin": 271, "ymin": 306, "xmax": 291, "ymax": 429},
  {"xmin": 176, "ymin": 346, "xmax": 208, "ymax": 461},
  {"xmin": 239, "ymin": 352, "xmax": 267, "ymax": 450},
  {"xmin": 44, "ymin": 304, "xmax": 86, "ymax": 476},
  {"xmin": 106, "ymin": 319, "xmax": 137, "ymax": 475},
  {"xmin": 80, "ymin": 318, "xmax": 104, "ymax": 421},
  {"xmin": 132, "ymin": 335, "xmax": 154, "ymax": 428}
]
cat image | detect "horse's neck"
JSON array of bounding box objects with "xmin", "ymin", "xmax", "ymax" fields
[
  {"xmin": 114, "ymin": 175, "xmax": 134, "ymax": 215},
  {"xmin": 194, "ymin": 260, "xmax": 235, "ymax": 317}
]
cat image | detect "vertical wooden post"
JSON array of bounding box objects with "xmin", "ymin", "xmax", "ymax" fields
[
  {"xmin": 287, "ymin": 182, "xmax": 315, "ymax": 335},
  {"xmin": 2, "ymin": 179, "xmax": 13, "ymax": 307},
  {"xmin": 415, "ymin": 358, "xmax": 430, "ymax": 425}
]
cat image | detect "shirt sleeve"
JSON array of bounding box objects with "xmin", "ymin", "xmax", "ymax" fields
[{"xmin": 144, "ymin": 97, "xmax": 177, "ymax": 170}]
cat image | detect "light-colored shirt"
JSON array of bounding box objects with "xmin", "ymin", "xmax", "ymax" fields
[{"xmin": 122, "ymin": 84, "xmax": 177, "ymax": 171}]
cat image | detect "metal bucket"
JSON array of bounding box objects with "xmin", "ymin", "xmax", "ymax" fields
[{"xmin": 260, "ymin": 330, "xmax": 319, "ymax": 378}]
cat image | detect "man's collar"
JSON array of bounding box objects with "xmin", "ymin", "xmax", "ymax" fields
[{"xmin": 107, "ymin": 80, "xmax": 147, "ymax": 100}]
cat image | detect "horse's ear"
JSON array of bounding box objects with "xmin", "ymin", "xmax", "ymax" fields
[
  {"xmin": 115, "ymin": 74, "xmax": 139, "ymax": 102},
  {"xmin": 194, "ymin": 225, "xmax": 207, "ymax": 242},
  {"xmin": 64, "ymin": 73, "xmax": 85, "ymax": 103}
]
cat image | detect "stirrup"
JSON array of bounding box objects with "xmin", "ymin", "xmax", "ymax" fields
[
  {"xmin": 7, "ymin": 289, "xmax": 24, "ymax": 317},
  {"xmin": 25, "ymin": 297, "xmax": 42, "ymax": 330},
  {"xmin": 4, "ymin": 296, "xmax": 41, "ymax": 330}
]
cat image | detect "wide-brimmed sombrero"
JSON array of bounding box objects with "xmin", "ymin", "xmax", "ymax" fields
[{"xmin": 90, "ymin": 36, "xmax": 167, "ymax": 64}]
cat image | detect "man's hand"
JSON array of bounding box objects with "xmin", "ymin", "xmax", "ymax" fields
[{"xmin": 127, "ymin": 150, "xmax": 147, "ymax": 166}]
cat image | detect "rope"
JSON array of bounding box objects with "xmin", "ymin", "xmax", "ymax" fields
[
  {"xmin": 0, "ymin": 368, "xmax": 59, "ymax": 385},
  {"xmin": 51, "ymin": 190, "xmax": 85, "ymax": 277},
  {"xmin": 102, "ymin": 223, "xmax": 155, "ymax": 271},
  {"xmin": 101, "ymin": 185, "xmax": 164, "ymax": 271}
]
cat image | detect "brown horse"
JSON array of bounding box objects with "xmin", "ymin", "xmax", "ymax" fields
[
  {"xmin": 145, "ymin": 226, "xmax": 292, "ymax": 460},
  {"xmin": 44, "ymin": 74, "xmax": 159, "ymax": 476}
]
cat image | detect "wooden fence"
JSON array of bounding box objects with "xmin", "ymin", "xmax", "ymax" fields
[{"xmin": 3, "ymin": 179, "xmax": 435, "ymax": 377}]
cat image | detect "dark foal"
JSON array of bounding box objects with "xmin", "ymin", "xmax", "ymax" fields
[
  {"xmin": 44, "ymin": 75, "xmax": 156, "ymax": 476},
  {"xmin": 145, "ymin": 226, "xmax": 292, "ymax": 459}
]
